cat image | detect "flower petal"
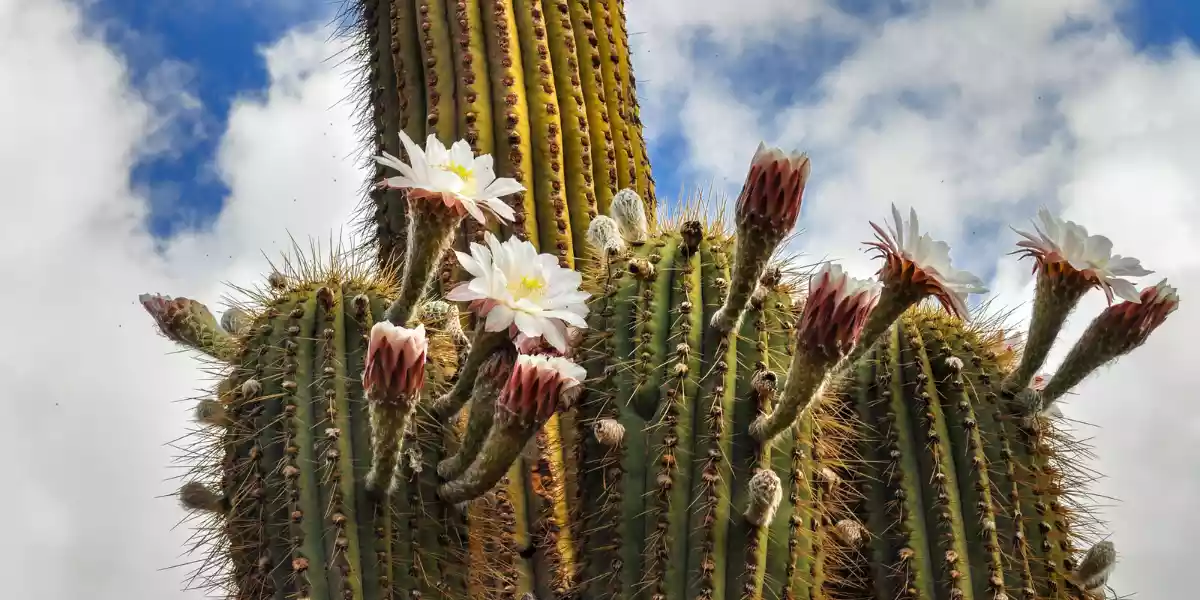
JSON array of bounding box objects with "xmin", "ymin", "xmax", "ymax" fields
[
  {"xmin": 480, "ymin": 177, "xmax": 527, "ymax": 199},
  {"xmin": 1108, "ymin": 277, "xmax": 1142, "ymax": 304},
  {"xmin": 485, "ymin": 303, "xmax": 515, "ymax": 331}
]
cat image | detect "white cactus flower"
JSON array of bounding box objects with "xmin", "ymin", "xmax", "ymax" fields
[
  {"xmin": 446, "ymin": 233, "xmax": 591, "ymax": 352},
  {"xmin": 867, "ymin": 204, "xmax": 989, "ymax": 318},
  {"xmin": 1013, "ymin": 208, "xmax": 1152, "ymax": 303},
  {"xmin": 374, "ymin": 131, "xmax": 523, "ymax": 225}
]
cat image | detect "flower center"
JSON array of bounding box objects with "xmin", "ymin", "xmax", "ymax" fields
[
  {"xmin": 442, "ymin": 162, "xmax": 474, "ymax": 185},
  {"xmin": 518, "ymin": 276, "xmax": 544, "ymax": 295}
]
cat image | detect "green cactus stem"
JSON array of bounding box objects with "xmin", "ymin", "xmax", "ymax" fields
[{"xmin": 140, "ymin": 294, "xmax": 238, "ymax": 361}]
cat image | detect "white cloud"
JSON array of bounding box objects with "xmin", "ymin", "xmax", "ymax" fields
[
  {"xmin": 0, "ymin": 1, "xmax": 363, "ymax": 598},
  {"xmin": 627, "ymin": 0, "xmax": 1199, "ymax": 595}
]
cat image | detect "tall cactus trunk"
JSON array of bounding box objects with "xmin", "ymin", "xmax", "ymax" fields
[{"xmin": 361, "ymin": 0, "xmax": 656, "ymax": 276}]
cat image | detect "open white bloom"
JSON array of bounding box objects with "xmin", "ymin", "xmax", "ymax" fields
[
  {"xmin": 446, "ymin": 233, "xmax": 590, "ymax": 352},
  {"xmin": 867, "ymin": 204, "xmax": 988, "ymax": 318},
  {"xmin": 373, "ymin": 131, "xmax": 523, "ymax": 225},
  {"xmin": 1013, "ymin": 208, "xmax": 1152, "ymax": 303}
]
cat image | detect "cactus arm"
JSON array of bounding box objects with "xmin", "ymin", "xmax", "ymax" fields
[
  {"xmin": 543, "ymin": 0, "xmax": 599, "ymax": 259},
  {"xmin": 369, "ymin": 0, "xmax": 408, "ymax": 270},
  {"xmin": 512, "ymin": 0, "xmax": 574, "ymax": 265},
  {"xmin": 534, "ymin": 416, "xmax": 576, "ymax": 595},
  {"xmin": 448, "ymin": 0, "xmax": 499, "ymax": 255},
  {"xmin": 764, "ymin": 296, "xmax": 800, "ymax": 600},
  {"xmin": 661, "ymin": 239, "xmax": 703, "ymax": 599},
  {"xmin": 884, "ymin": 325, "xmax": 938, "ymax": 599},
  {"xmin": 430, "ymin": 329, "xmax": 511, "ymax": 420},
  {"xmin": 904, "ymin": 322, "xmax": 976, "ymax": 600},
  {"xmin": 311, "ymin": 288, "xmax": 366, "ymax": 600},
  {"xmin": 722, "ymin": 288, "xmax": 768, "ymax": 600},
  {"xmin": 608, "ymin": 0, "xmax": 647, "ymax": 202},
  {"xmin": 479, "ymin": 0, "xmax": 538, "ymax": 246},
  {"xmin": 687, "ymin": 241, "xmax": 735, "ymax": 600},
  {"xmin": 634, "ymin": 236, "xmax": 679, "ymax": 419},
  {"xmin": 568, "ymin": 0, "xmax": 618, "ymax": 214},
  {"xmin": 417, "ymin": 0, "xmax": 458, "ymax": 143},
  {"xmin": 851, "ymin": 352, "xmax": 897, "ymax": 600},
  {"xmin": 590, "ymin": 0, "xmax": 633, "ymax": 193}
]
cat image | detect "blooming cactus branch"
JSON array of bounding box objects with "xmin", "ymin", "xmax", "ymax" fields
[
  {"xmin": 1003, "ymin": 208, "xmax": 1153, "ymax": 394},
  {"xmin": 362, "ymin": 322, "xmax": 428, "ymax": 496},
  {"xmin": 374, "ymin": 132, "xmax": 525, "ymax": 327},
  {"xmin": 844, "ymin": 204, "xmax": 987, "ymax": 367},
  {"xmin": 711, "ymin": 143, "xmax": 810, "ymax": 334},
  {"xmin": 437, "ymin": 353, "xmax": 586, "ymax": 505},
  {"xmin": 1018, "ymin": 280, "xmax": 1179, "ymax": 415},
  {"xmin": 437, "ymin": 344, "xmax": 518, "ymax": 480},
  {"xmin": 750, "ymin": 262, "xmax": 880, "ymax": 442}
]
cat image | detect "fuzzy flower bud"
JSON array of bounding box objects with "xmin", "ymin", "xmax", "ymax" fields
[
  {"xmin": 363, "ymin": 322, "xmax": 428, "ymax": 401},
  {"xmin": 497, "ymin": 354, "xmax": 586, "ymax": 427},
  {"xmin": 179, "ymin": 482, "xmax": 226, "ymax": 514},
  {"xmin": 744, "ymin": 469, "xmax": 783, "ymax": 527},
  {"xmin": 609, "ymin": 188, "xmax": 649, "ymax": 244},
  {"xmin": 586, "ymin": 215, "xmax": 626, "ymax": 257},
  {"xmin": 220, "ymin": 307, "xmax": 251, "ymax": 333},
  {"xmin": 796, "ymin": 263, "xmax": 881, "ymax": 358},
  {"xmin": 194, "ymin": 399, "xmax": 231, "ymax": 428},
  {"xmin": 1071, "ymin": 541, "xmax": 1116, "ymax": 594},
  {"xmin": 833, "ymin": 519, "xmax": 866, "ymax": 547},
  {"xmin": 593, "ymin": 418, "xmax": 625, "ymax": 446}
]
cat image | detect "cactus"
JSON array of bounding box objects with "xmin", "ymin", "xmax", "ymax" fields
[
  {"xmin": 352, "ymin": 0, "xmax": 656, "ymax": 277},
  {"xmin": 145, "ymin": 3, "xmax": 1178, "ymax": 600}
]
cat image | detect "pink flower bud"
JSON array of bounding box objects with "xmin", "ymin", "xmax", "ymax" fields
[
  {"xmin": 1093, "ymin": 279, "xmax": 1179, "ymax": 348},
  {"xmin": 362, "ymin": 322, "xmax": 429, "ymax": 401},
  {"xmin": 497, "ymin": 354, "xmax": 587, "ymax": 425},
  {"xmin": 734, "ymin": 143, "xmax": 810, "ymax": 236},
  {"xmin": 796, "ymin": 263, "xmax": 881, "ymax": 357}
]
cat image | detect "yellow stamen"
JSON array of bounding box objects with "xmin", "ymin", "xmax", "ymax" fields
[
  {"xmin": 443, "ymin": 162, "xmax": 473, "ymax": 182},
  {"xmin": 519, "ymin": 276, "xmax": 545, "ymax": 294}
]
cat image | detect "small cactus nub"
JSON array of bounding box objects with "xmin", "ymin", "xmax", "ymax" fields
[
  {"xmin": 179, "ymin": 482, "xmax": 226, "ymax": 514},
  {"xmin": 586, "ymin": 215, "xmax": 626, "ymax": 257},
  {"xmin": 1071, "ymin": 540, "xmax": 1117, "ymax": 593},
  {"xmin": 194, "ymin": 399, "xmax": 231, "ymax": 427},
  {"xmin": 609, "ymin": 188, "xmax": 649, "ymax": 245},
  {"xmin": 593, "ymin": 418, "xmax": 625, "ymax": 446},
  {"xmin": 744, "ymin": 469, "xmax": 783, "ymax": 527},
  {"xmin": 220, "ymin": 307, "xmax": 250, "ymax": 333}
]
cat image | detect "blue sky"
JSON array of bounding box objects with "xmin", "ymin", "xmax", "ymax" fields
[{"xmin": 88, "ymin": 0, "xmax": 1199, "ymax": 239}]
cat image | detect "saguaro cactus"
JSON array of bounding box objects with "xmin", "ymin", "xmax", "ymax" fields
[
  {"xmin": 147, "ymin": 3, "xmax": 1179, "ymax": 600},
  {"xmin": 355, "ymin": 0, "xmax": 655, "ymax": 276}
]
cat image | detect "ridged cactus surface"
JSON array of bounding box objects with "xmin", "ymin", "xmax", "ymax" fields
[{"xmin": 357, "ymin": 0, "xmax": 655, "ymax": 275}]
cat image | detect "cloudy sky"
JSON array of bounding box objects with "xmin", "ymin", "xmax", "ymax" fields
[{"xmin": 1, "ymin": 0, "xmax": 1195, "ymax": 598}]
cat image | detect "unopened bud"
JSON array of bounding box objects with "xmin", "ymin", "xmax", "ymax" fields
[
  {"xmin": 241, "ymin": 378, "xmax": 262, "ymax": 399},
  {"xmin": 1072, "ymin": 541, "xmax": 1116, "ymax": 593},
  {"xmin": 194, "ymin": 399, "xmax": 231, "ymax": 427},
  {"xmin": 593, "ymin": 418, "xmax": 625, "ymax": 446},
  {"xmin": 179, "ymin": 482, "xmax": 225, "ymax": 514},
  {"xmin": 587, "ymin": 215, "xmax": 626, "ymax": 256},
  {"xmin": 833, "ymin": 519, "xmax": 865, "ymax": 547},
  {"xmin": 220, "ymin": 307, "xmax": 250, "ymax": 333},
  {"xmin": 744, "ymin": 469, "xmax": 782, "ymax": 526},
  {"xmin": 610, "ymin": 188, "xmax": 649, "ymax": 244}
]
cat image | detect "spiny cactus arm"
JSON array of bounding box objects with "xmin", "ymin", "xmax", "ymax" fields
[
  {"xmin": 590, "ymin": 0, "xmax": 633, "ymax": 195},
  {"xmin": 513, "ymin": 0, "xmax": 575, "ymax": 265},
  {"xmin": 569, "ymin": 0, "xmax": 618, "ymax": 215},
  {"xmin": 479, "ymin": 0, "xmax": 538, "ymax": 245},
  {"xmin": 140, "ymin": 294, "xmax": 239, "ymax": 362},
  {"xmin": 417, "ymin": 0, "xmax": 458, "ymax": 143},
  {"xmin": 711, "ymin": 145, "xmax": 809, "ymax": 335},
  {"xmin": 1028, "ymin": 279, "xmax": 1179, "ymax": 414},
  {"xmin": 543, "ymin": 0, "xmax": 600, "ymax": 259},
  {"xmin": 438, "ymin": 346, "xmax": 517, "ymax": 480},
  {"xmin": 430, "ymin": 328, "xmax": 512, "ymax": 420},
  {"xmin": 1002, "ymin": 209, "xmax": 1152, "ymax": 394}
]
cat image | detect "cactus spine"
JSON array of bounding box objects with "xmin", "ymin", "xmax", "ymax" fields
[{"xmin": 146, "ymin": 3, "xmax": 1176, "ymax": 600}]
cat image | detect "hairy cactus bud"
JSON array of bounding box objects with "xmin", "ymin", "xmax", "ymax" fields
[
  {"xmin": 610, "ymin": 188, "xmax": 649, "ymax": 245},
  {"xmin": 744, "ymin": 469, "xmax": 783, "ymax": 527},
  {"xmin": 194, "ymin": 399, "xmax": 231, "ymax": 427},
  {"xmin": 179, "ymin": 482, "xmax": 226, "ymax": 514},
  {"xmin": 1071, "ymin": 541, "xmax": 1117, "ymax": 594},
  {"xmin": 833, "ymin": 519, "xmax": 866, "ymax": 547},
  {"xmin": 587, "ymin": 215, "xmax": 626, "ymax": 257},
  {"xmin": 139, "ymin": 294, "xmax": 237, "ymax": 362},
  {"xmin": 593, "ymin": 418, "xmax": 625, "ymax": 446},
  {"xmin": 220, "ymin": 307, "xmax": 250, "ymax": 333}
]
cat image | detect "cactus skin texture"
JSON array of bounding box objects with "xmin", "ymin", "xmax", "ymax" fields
[{"xmin": 353, "ymin": 0, "xmax": 656, "ymax": 275}]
